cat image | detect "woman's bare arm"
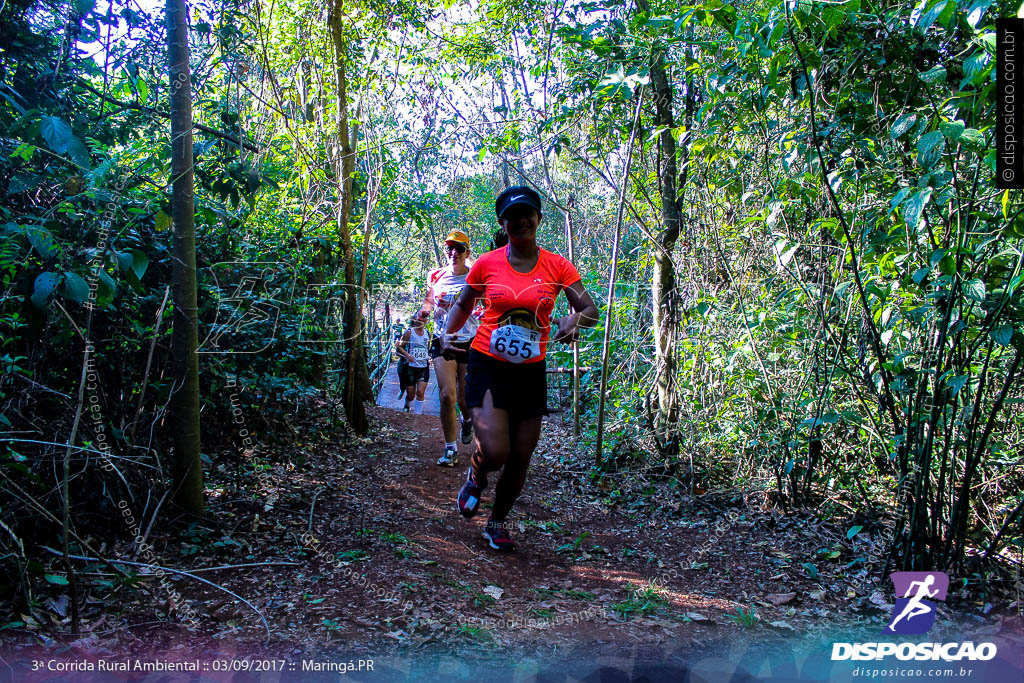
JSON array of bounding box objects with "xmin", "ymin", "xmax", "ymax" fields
[
  {"xmin": 552, "ymin": 280, "xmax": 599, "ymax": 343},
  {"xmin": 395, "ymin": 329, "xmax": 414, "ymax": 362},
  {"xmin": 443, "ymin": 284, "xmax": 483, "ymax": 338}
]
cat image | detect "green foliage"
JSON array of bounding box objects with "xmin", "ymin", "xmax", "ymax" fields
[
  {"xmin": 611, "ymin": 583, "xmax": 669, "ymax": 620},
  {"xmin": 445, "ymin": 579, "xmax": 498, "ymax": 607},
  {"xmin": 729, "ymin": 605, "xmax": 758, "ymax": 627},
  {"xmin": 555, "ymin": 530, "xmax": 593, "ymax": 554},
  {"xmin": 455, "ymin": 624, "xmax": 494, "ymax": 642},
  {"xmin": 335, "ymin": 550, "xmax": 370, "ymax": 563},
  {"xmin": 532, "ymin": 587, "xmax": 598, "ymax": 601}
]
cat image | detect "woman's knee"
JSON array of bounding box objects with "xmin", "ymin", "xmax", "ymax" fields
[
  {"xmin": 472, "ymin": 422, "xmax": 507, "ymax": 465},
  {"xmin": 439, "ymin": 385, "xmax": 457, "ymax": 407},
  {"xmin": 476, "ymin": 439, "xmax": 510, "ymax": 469}
]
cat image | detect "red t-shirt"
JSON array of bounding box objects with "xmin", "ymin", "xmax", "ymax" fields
[{"xmin": 466, "ymin": 247, "xmax": 582, "ymax": 363}]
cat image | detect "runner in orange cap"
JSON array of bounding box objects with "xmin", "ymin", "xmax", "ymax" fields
[{"xmin": 420, "ymin": 230, "xmax": 480, "ymax": 466}]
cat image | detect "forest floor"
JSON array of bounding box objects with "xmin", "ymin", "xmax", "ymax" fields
[{"xmin": 2, "ymin": 401, "xmax": 1021, "ymax": 679}]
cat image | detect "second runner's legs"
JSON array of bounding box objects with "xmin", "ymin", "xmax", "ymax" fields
[{"xmin": 434, "ymin": 353, "xmax": 460, "ymax": 465}]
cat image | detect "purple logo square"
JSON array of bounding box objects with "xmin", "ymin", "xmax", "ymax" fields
[{"xmin": 883, "ymin": 571, "xmax": 949, "ymax": 635}]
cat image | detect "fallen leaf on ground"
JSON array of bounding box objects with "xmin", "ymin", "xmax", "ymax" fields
[
  {"xmin": 869, "ymin": 591, "xmax": 892, "ymax": 610},
  {"xmin": 482, "ymin": 585, "xmax": 504, "ymax": 600},
  {"xmin": 766, "ymin": 592, "xmax": 796, "ymax": 605},
  {"xmin": 768, "ymin": 620, "xmax": 796, "ymax": 631}
]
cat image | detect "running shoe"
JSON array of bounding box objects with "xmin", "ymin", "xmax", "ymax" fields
[
  {"xmin": 457, "ymin": 466, "xmax": 486, "ymax": 518},
  {"xmin": 460, "ymin": 419, "xmax": 473, "ymax": 444},
  {"xmin": 437, "ymin": 445, "xmax": 458, "ymax": 467},
  {"xmin": 482, "ymin": 520, "xmax": 516, "ymax": 552}
]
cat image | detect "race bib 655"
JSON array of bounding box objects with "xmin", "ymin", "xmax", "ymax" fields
[{"xmin": 489, "ymin": 324, "xmax": 539, "ymax": 362}]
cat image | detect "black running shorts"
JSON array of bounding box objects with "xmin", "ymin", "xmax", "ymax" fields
[
  {"xmin": 397, "ymin": 361, "xmax": 429, "ymax": 389},
  {"xmin": 430, "ymin": 335, "xmax": 472, "ymax": 361},
  {"xmin": 465, "ymin": 349, "xmax": 548, "ymax": 418}
]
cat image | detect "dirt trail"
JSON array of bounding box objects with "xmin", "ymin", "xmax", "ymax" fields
[
  {"xmin": 6, "ymin": 403, "xmax": 1016, "ymax": 678},
  {"xmin": 304, "ymin": 406, "xmax": 752, "ymax": 644},
  {"xmin": 159, "ymin": 405, "xmax": 888, "ymax": 651}
]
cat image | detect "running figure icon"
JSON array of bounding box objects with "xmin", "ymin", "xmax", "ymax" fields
[
  {"xmin": 887, "ymin": 575, "xmax": 938, "ymax": 630},
  {"xmin": 883, "ymin": 571, "xmax": 949, "ymax": 635}
]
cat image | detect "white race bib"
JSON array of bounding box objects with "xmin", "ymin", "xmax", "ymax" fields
[
  {"xmin": 489, "ymin": 324, "xmax": 540, "ymax": 363},
  {"xmin": 412, "ymin": 346, "xmax": 428, "ymax": 363}
]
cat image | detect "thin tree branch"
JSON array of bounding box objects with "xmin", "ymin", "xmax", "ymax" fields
[{"xmin": 75, "ymin": 78, "xmax": 260, "ymax": 152}]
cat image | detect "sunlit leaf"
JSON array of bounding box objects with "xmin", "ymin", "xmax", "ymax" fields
[
  {"xmin": 889, "ymin": 114, "xmax": 917, "ymax": 139},
  {"xmin": 963, "ymin": 278, "xmax": 986, "ymax": 302},
  {"xmin": 916, "ymin": 131, "xmax": 945, "ymax": 169}
]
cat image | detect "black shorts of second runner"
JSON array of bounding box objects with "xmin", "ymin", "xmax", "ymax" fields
[
  {"xmin": 429, "ymin": 336, "xmax": 472, "ymax": 361},
  {"xmin": 398, "ymin": 360, "xmax": 429, "ymax": 390},
  {"xmin": 464, "ymin": 348, "xmax": 547, "ymax": 418}
]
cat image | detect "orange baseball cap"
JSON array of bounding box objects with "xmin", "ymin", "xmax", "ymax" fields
[{"xmin": 444, "ymin": 230, "xmax": 470, "ymax": 248}]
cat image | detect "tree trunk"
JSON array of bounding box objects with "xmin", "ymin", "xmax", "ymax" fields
[
  {"xmin": 638, "ymin": 0, "xmax": 692, "ymax": 457},
  {"xmin": 648, "ymin": 52, "xmax": 682, "ymax": 454},
  {"xmin": 565, "ymin": 195, "xmax": 581, "ymax": 437},
  {"xmin": 329, "ymin": 1, "xmax": 371, "ymax": 434},
  {"xmin": 309, "ymin": 247, "xmax": 326, "ymax": 387},
  {"xmin": 299, "ymin": 57, "xmax": 315, "ymax": 123},
  {"xmin": 166, "ymin": 0, "xmax": 203, "ymax": 515}
]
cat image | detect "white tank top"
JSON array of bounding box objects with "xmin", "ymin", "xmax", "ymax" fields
[
  {"xmin": 428, "ymin": 265, "xmax": 479, "ymax": 343},
  {"xmin": 406, "ymin": 327, "xmax": 429, "ymax": 368}
]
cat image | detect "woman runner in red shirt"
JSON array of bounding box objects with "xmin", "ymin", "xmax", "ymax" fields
[{"xmin": 441, "ymin": 186, "xmax": 598, "ymax": 551}]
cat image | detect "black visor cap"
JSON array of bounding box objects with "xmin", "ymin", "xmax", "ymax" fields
[{"xmin": 495, "ymin": 185, "xmax": 542, "ymax": 218}]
